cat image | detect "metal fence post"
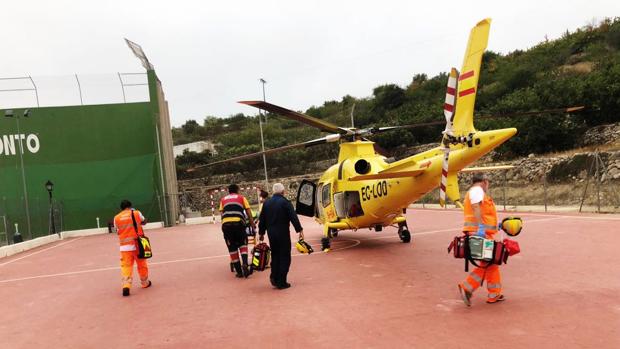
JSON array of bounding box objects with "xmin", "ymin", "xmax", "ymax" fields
[
  {"xmin": 595, "ymin": 152, "xmax": 601, "ymax": 213},
  {"xmin": 502, "ymin": 171, "xmax": 507, "ymax": 211},
  {"xmin": 75, "ymin": 74, "xmax": 83, "ymax": 105},
  {"xmin": 579, "ymin": 154, "xmax": 596, "ymax": 213},
  {"xmin": 28, "ymin": 76, "xmax": 40, "ymax": 107},
  {"xmin": 118, "ymin": 72, "xmax": 126, "ymax": 103},
  {"xmin": 543, "ymin": 173, "xmax": 548, "ymax": 213}
]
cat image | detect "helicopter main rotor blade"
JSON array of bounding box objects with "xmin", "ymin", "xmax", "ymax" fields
[
  {"xmin": 476, "ymin": 106, "xmax": 585, "ymax": 119},
  {"xmin": 362, "ymin": 126, "xmax": 401, "ymax": 135},
  {"xmin": 376, "ymin": 106, "xmax": 587, "ymax": 132},
  {"xmin": 188, "ymin": 105, "xmax": 585, "ymax": 172},
  {"xmin": 186, "ymin": 134, "xmax": 341, "ymax": 172},
  {"xmin": 239, "ymin": 101, "xmax": 352, "ymax": 135}
]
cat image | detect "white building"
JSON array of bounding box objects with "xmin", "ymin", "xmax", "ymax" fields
[{"xmin": 173, "ymin": 141, "xmax": 218, "ymax": 157}]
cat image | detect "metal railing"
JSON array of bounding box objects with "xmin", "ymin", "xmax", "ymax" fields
[
  {"xmin": 0, "ymin": 76, "xmax": 39, "ymax": 106},
  {"xmin": 0, "ymin": 73, "xmax": 148, "ymax": 109}
]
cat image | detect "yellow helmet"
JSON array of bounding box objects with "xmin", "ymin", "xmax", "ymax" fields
[
  {"xmin": 295, "ymin": 239, "xmax": 314, "ymax": 254},
  {"xmin": 501, "ymin": 217, "xmax": 523, "ymax": 237}
]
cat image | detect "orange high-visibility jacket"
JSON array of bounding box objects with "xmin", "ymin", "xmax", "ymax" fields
[
  {"xmin": 114, "ymin": 209, "xmax": 145, "ymax": 252},
  {"xmin": 463, "ymin": 188, "xmax": 498, "ymax": 237}
]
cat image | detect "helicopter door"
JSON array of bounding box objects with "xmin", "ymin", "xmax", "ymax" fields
[{"xmin": 296, "ymin": 179, "xmax": 316, "ymax": 217}]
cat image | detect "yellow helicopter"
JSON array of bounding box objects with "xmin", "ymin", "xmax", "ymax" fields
[{"xmin": 193, "ymin": 19, "xmax": 579, "ymax": 251}]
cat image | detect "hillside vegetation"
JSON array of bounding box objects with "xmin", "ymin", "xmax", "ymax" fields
[{"xmin": 174, "ymin": 18, "xmax": 620, "ymax": 180}]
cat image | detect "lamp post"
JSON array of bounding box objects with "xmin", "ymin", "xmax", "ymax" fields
[
  {"xmin": 258, "ymin": 78, "xmax": 269, "ymax": 189},
  {"xmin": 45, "ymin": 180, "xmax": 57, "ymax": 237},
  {"xmin": 4, "ymin": 109, "xmax": 33, "ymax": 240}
]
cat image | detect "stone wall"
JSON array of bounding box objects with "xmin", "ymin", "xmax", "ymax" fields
[
  {"xmin": 178, "ymin": 172, "xmax": 323, "ymax": 216},
  {"xmin": 582, "ymin": 123, "xmax": 620, "ymax": 147}
]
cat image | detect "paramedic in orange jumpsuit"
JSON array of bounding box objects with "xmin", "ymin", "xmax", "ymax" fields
[
  {"xmin": 114, "ymin": 200, "xmax": 151, "ymax": 297},
  {"xmin": 458, "ymin": 173, "xmax": 505, "ymax": 306}
]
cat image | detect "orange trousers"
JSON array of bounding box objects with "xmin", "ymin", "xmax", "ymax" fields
[
  {"xmin": 460, "ymin": 262, "xmax": 502, "ymax": 302},
  {"xmin": 120, "ymin": 251, "xmax": 149, "ymax": 289}
]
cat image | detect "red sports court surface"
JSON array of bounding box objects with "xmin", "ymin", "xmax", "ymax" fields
[{"xmin": 1, "ymin": 209, "xmax": 619, "ymax": 348}]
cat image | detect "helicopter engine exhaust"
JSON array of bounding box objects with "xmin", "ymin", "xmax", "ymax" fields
[{"xmin": 354, "ymin": 159, "xmax": 371, "ymax": 174}]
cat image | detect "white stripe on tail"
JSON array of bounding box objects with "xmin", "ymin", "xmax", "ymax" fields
[
  {"xmin": 439, "ymin": 148, "xmax": 450, "ymax": 207},
  {"xmin": 443, "ymin": 68, "xmax": 459, "ymax": 137}
]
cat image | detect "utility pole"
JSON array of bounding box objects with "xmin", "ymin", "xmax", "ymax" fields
[{"xmin": 259, "ymin": 78, "xmax": 269, "ymax": 189}]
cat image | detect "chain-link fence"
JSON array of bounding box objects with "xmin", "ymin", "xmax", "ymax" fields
[
  {"xmin": 178, "ymin": 151, "xmax": 620, "ymax": 216},
  {"xmin": 417, "ymin": 156, "xmax": 620, "ymax": 213},
  {"xmin": 0, "ymin": 73, "xmax": 149, "ymax": 110}
]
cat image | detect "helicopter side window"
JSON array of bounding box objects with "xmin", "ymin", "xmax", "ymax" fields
[
  {"xmin": 321, "ymin": 184, "xmax": 331, "ymax": 208},
  {"xmin": 333, "ymin": 192, "xmax": 346, "ymax": 218},
  {"xmin": 345, "ymin": 191, "xmax": 364, "ymax": 218}
]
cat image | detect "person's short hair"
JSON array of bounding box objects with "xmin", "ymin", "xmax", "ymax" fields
[
  {"xmin": 260, "ymin": 190, "xmax": 269, "ymax": 199},
  {"xmin": 228, "ymin": 184, "xmax": 239, "ymax": 193},
  {"xmin": 472, "ymin": 172, "xmax": 488, "ymax": 184},
  {"xmin": 273, "ymin": 183, "xmax": 285, "ymax": 194},
  {"xmin": 120, "ymin": 200, "xmax": 132, "ymax": 210}
]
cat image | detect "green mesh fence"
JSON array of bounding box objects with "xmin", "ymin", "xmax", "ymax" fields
[{"xmin": 0, "ymin": 102, "xmax": 165, "ymax": 240}]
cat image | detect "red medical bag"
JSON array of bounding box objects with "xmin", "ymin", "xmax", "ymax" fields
[{"xmin": 251, "ymin": 242, "xmax": 271, "ymax": 272}]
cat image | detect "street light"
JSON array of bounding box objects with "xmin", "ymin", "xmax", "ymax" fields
[
  {"xmin": 45, "ymin": 180, "xmax": 57, "ymax": 237},
  {"xmin": 258, "ymin": 78, "xmax": 269, "ymax": 189},
  {"xmin": 4, "ymin": 109, "xmax": 32, "ymax": 240}
]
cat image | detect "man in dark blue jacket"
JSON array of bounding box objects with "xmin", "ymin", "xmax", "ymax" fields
[{"xmin": 258, "ymin": 183, "xmax": 303, "ymax": 289}]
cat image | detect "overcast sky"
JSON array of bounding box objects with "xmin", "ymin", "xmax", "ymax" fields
[{"xmin": 1, "ymin": 0, "xmax": 618, "ymax": 126}]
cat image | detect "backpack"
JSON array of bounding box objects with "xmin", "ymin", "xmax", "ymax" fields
[{"xmin": 251, "ymin": 242, "xmax": 271, "ymax": 272}]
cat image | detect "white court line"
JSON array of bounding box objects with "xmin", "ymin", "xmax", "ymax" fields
[
  {"xmin": 411, "ymin": 208, "xmax": 620, "ymax": 221},
  {"xmin": 0, "ymin": 216, "xmax": 568, "ymax": 283},
  {"xmin": 0, "ymin": 216, "xmax": 561, "ymax": 283},
  {"xmin": 505, "ymin": 212, "xmax": 620, "ymax": 221},
  {"xmin": 359, "ymin": 216, "xmax": 564, "ymax": 242},
  {"xmin": 0, "ymin": 239, "xmax": 361, "ymax": 284},
  {"xmin": 0, "ymin": 237, "xmax": 85, "ymax": 268}
]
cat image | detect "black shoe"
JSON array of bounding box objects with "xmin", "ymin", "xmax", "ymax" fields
[
  {"xmin": 270, "ymin": 277, "xmax": 277, "ymax": 287},
  {"xmin": 242, "ymin": 265, "xmax": 252, "ymax": 278},
  {"xmin": 142, "ymin": 280, "xmax": 152, "ymax": 289},
  {"xmin": 233, "ymin": 261, "xmax": 244, "ymax": 278},
  {"xmin": 122, "ymin": 287, "xmax": 130, "ymax": 297},
  {"xmin": 276, "ymin": 282, "xmax": 291, "ymax": 290}
]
